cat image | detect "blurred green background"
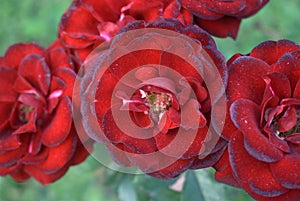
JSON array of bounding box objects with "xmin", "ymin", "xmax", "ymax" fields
[{"xmin": 0, "ymin": 0, "xmax": 299, "ymax": 201}]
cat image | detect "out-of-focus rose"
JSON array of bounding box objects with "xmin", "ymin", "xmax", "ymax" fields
[
  {"xmin": 180, "ymin": 0, "xmax": 269, "ymax": 39},
  {"xmin": 58, "ymin": 0, "xmax": 194, "ymax": 68},
  {"xmin": 0, "ymin": 40, "xmax": 92, "ymax": 185},
  {"xmin": 215, "ymin": 40, "xmax": 300, "ymax": 200},
  {"xmin": 59, "ymin": 0, "xmax": 267, "ymax": 69},
  {"xmin": 77, "ymin": 18, "xmax": 228, "ymax": 179}
]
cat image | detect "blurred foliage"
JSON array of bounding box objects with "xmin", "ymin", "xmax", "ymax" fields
[{"xmin": 0, "ymin": 0, "xmax": 299, "ymax": 201}]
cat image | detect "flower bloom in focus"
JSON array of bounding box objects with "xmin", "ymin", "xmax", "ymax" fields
[
  {"xmin": 215, "ymin": 40, "xmax": 300, "ymax": 200},
  {"xmin": 0, "ymin": 40, "xmax": 91, "ymax": 185},
  {"xmin": 78, "ymin": 18, "xmax": 228, "ymax": 179}
]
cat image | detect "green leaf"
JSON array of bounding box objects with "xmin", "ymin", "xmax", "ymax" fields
[
  {"xmin": 151, "ymin": 189, "xmax": 181, "ymax": 201},
  {"xmin": 181, "ymin": 171, "xmax": 205, "ymax": 201},
  {"xmin": 118, "ymin": 180, "xmax": 137, "ymax": 201}
]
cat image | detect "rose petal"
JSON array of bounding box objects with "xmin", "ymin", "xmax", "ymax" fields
[
  {"xmin": 270, "ymin": 49, "xmax": 300, "ymax": 89},
  {"xmin": 53, "ymin": 67, "xmax": 76, "ymax": 97},
  {"xmin": 18, "ymin": 54, "xmax": 51, "ymax": 96},
  {"xmin": 250, "ymin": 40, "xmax": 300, "ymax": 65},
  {"xmin": 42, "ymin": 96, "xmax": 72, "ymax": 147},
  {"xmin": 181, "ymin": 0, "xmax": 224, "ymax": 20},
  {"xmin": 265, "ymin": 72, "xmax": 292, "ymax": 100},
  {"xmin": 33, "ymin": 132, "xmax": 76, "ymax": 174},
  {"xmin": 25, "ymin": 164, "xmax": 69, "ymax": 185},
  {"xmin": 102, "ymin": 109, "xmax": 157, "ymax": 154},
  {"xmin": 227, "ymin": 56, "xmax": 269, "ymax": 104},
  {"xmin": 0, "ymin": 67, "xmax": 18, "ymax": 102},
  {"xmin": 0, "ymin": 129, "xmax": 21, "ymax": 150},
  {"xmin": 285, "ymin": 133, "xmax": 300, "ymax": 145},
  {"xmin": 271, "ymin": 153, "xmax": 300, "ymax": 189},
  {"xmin": 201, "ymin": 0, "xmax": 246, "ymax": 15},
  {"xmin": 230, "ymin": 99, "xmax": 283, "ymax": 162},
  {"xmin": 229, "ymin": 131, "xmax": 288, "ymax": 197},
  {"xmin": 59, "ymin": 5, "xmax": 101, "ymax": 48},
  {"xmin": 277, "ymin": 106, "xmax": 297, "ymax": 132},
  {"xmin": 3, "ymin": 43, "xmax": 45, "ymax": 69},
  {"xmin": 213, "ymin": 148, "xmax": 241, "ymax": 188},
  {"xmin": 237, "ymin": 0, "xmax": 269, "ymax": 18},
  {"xmin": 196, "ymin": 16, "xmax": 241, "ymax": 39},
  {"xmin": 191, "ymin": 142, "xmax": 226, "ymax": 169}
]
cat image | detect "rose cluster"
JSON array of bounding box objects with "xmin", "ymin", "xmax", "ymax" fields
[{"xmin": 1, "ymin": 0, "xmax": 300, "ymax": 201}]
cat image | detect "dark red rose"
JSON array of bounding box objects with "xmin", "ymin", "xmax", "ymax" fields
[
  {"xmin": 59, "ymin": 0, "xmax": 266, "ymax": 68},
  {"xmin": 180, "ymin": 0, "xmax": 269, "ymax": 39},
  {"xmin": 0, "ymin": 40, "xmax": 92, "ymax": 185},
  {"xmin": 215, "ymin": 40, "xmax": 300, "ymax": 200},
  {"xmin": 77, "ymin": 18, "xmax": 228, "ymax": 179}
]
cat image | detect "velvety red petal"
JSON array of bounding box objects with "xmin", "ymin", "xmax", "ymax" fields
[
  {"xmin": 200, "ymin": 0, "xmax": 246, "ymax": 15},
  {"xmin": 148, "ymin": 158, "xmax": 192, "ymax": 179},
  {"xmin": 42, "ymin": 96, "xmax": 72, "ymax": 147},
  {"xmin": 213, "ymin": 148, "xmax": 241, "ymax": 188},
  {"xmin": 265, "ymin": 72, "xmax": 292, "ymax": 100},
  {"xmin": 25, "ymin": 164, "xmax": 69, "ymax": 185},
  {"xmin": 196, "ymin": 16, "xmax": 241, "ymax": 39},
  {"xmin": 277, "ymin": 106, "xmax": 297, "ymax": 132},
  {"xmin": 18, "ymin": 54, "xmax": 51, "ymax": 96},
  {"xmin": 230, "ymin": 99, "xmax": 283, "ymax": 162},
  {"xmin": 128, "ymin": 0, "xmax": 163, "ymax": 21},
  {"xmin": 53, "ymin": 67, "xmax": 76, "ymax": 97},
  {"xmin": 285, "ymin": 133, "xmax": 300, "ymax": 145},
  {"xmin": 59, "ymin": 5, "xmax": 100, "ymax": 48},
  {"xmin": 10, "ymin": 166, "xmax": 30, "ymax": 182},
  {"xmin": 229, "ymin": 131, "xmax": 288, "ymax": 197},
  {"xmin": 237, "ymin": 0, "xmax": 269, "ymax": 18},
  {"xmin": 270, "ymin": 49, "xmax": 300, "ymax": 89},
  {"xmin": 47, "ymin": 76, "xmax": 66, "ymax": 114},
  {"xmin": 0, "ymin": 67, "xmax": 18, "ymax": 102},
  {"xmin": 180, "ymin": 0, "xmax": 224, "ymax": 20},
  {"xmin": 0, "ymin": 130, "xmax": 21, "ymax": 151},
  {"xmin": 3, "ymin": 43, "xmax": 45, "ymax": 69},
  {"xmin": 227, "ymin": 56, "xmax": 269, "ymax": 104},
  {"xmin": 70, "ymin": 136, "xmax": 93, "ymax": 166},
  {"xmin": 191, "ymin": 142, "xmax": 227, "ymax": 169},
  {"xmin": 0, "ymin": 103, "xmax": 14, "ymax": 130},
  {"xmin": 33, "ymin": 132, "xmax": 76, "ymax": 174},
  {"xmin": 95, "ymin": 70, "xmax": 118, "ymax": 128},
  {"xmin": 0, "ymin": 148, "xmax": 23, "ymax": 168},
  {"xmin": 271, "ymin": 153, "xmax": 300, "ymax": 189},
  {"xmin": 250, "ymin": 40, "xmax": 300, "ymax": 65},
  {"xmin": 109, "ymin": 49, "xmax": 162, "ymax": 81},
  {"xmin": 293, "ymin": 79, "xmax": 300, "ymax": 98},
  {"xmin": 47, "ymin": 45, "xmax": 74, "ymax": 71},
  {"xmin": 81, "ymin": 0, "xmax": 121, "ymax": 22},
  {"xmin": 102, "ymin": 109, "xmax": 157, "ymax": 154}
]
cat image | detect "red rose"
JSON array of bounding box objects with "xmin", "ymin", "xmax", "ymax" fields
[
  {"xmin": 75, "ymin": 18, "xmax": 228, "ymax": 179},
  {"xmin": 215, "ymin": 40, "xmax": 300, "ymax": 200},
  {"xmin": 0, "ymin": 40, "xmax": 92, "ymax": 185},
  {"xmin": 180, "ymin": 0, "xmax": 269, "ymax": 39},
  {"xmin": 59, "ymin": 0, "xmax": 267, "ymax": 68}
]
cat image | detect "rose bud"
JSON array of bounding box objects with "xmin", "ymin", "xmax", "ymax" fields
[
  {"xmin": 215, "ymin": 40, "xmax": 300, "ymax": 201},
  {"xmin": 0, "ymin": 40, "xmax": 92, "ymax": 185},
  {"xmin": 76, "ymin": 18, "xmax": 228, "ymax": 179}
]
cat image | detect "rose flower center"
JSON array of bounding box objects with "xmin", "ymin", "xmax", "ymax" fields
[
  {"xmin": 268, "ymin": 105, "xmax": 300, "ymax": 138},
  {"xmin": 145, "ymin": 92, "xmax": 172, "ymax": 114},
  {"xmin": 19, "ymin": 104, "xmax": 34, "ymax": 123}
]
